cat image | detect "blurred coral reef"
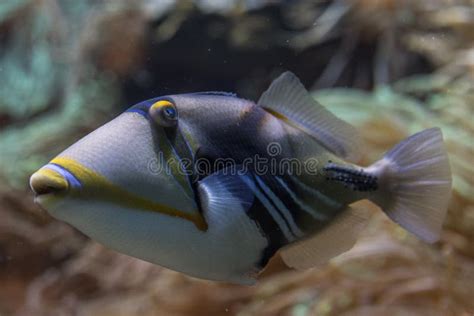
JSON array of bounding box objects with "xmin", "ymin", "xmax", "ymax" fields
[{"xmin": 0, "ymin": 0, "xmax": 473, "ymax": 315}]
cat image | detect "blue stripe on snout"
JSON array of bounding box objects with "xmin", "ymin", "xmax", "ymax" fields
[{"xmin": 46, "ymin": 163, "xmax": 82, "ymax": 188}]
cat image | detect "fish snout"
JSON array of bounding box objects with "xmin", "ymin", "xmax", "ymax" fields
[{"xmin": 30, "ymin": 168, "xmax": 69, "ymax": 196}]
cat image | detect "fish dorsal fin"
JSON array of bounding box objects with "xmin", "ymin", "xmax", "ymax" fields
[
  {"xmin": 258, "ymin": 72, "xmax": 362, "ymax": 161},
  {"xmin": 280, "ymin": 204, "xmax": 370, "ymax": 270},
  {"xmin": 192, "ymin": 91, "xmax": 237, "ymax": 97}
]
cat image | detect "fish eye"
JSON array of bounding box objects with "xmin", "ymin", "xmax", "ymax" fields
[
  {"xmin": 149, "ymin": 100, "xmax": 178, "ymax": 127},
  {"xmin": 163, "ymin": 106, "xmax": 177, "ymax": 120}
]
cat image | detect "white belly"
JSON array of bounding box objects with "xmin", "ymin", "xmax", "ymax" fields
[{"xmin": 50, "ymin": 198, "xmax": 268, "ymax": 284}]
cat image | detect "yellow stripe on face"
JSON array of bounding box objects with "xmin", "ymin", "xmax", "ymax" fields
[{"xmin": 50, "ymin": 157, "xmax": 208, "ymax": 231}]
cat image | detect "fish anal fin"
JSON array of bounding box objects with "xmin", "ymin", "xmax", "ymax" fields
[
  {"xmin": 280, "ymin": 204, "xmax": 370, "ymax": 270},
  {"xmin": 258, "ymin": 71, "xmax": 362, "ymax": 162}
]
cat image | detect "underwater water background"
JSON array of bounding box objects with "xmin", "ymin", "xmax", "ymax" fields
[{"xmin": 0, "ymin": 0, "xmax": 473, "ymax": 315}]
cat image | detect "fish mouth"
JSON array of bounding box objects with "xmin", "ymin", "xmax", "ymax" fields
[
  {"xmin": 30, "ymin": 170, "xmax": 68, "ymax": 207},
  {"xmin": 30, "ymin": 162, "xmax": 81, "ymax": 205},
  {"xmin": 31, "ymin": 167, "xmax": 68, "ymax": 194},
  {"xmin": 30, "ymin": 166, "xmax": 70, "ymax": 200}
]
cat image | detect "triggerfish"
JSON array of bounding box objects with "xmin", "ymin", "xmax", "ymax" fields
[{"xmin": 30, "ymin": 72, "xmax": 452, "ymax": 284}]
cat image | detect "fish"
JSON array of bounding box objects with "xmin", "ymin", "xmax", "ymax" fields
[{"xmin": 29, "ymin": 72, "xmax": 452, "ymax": 285}]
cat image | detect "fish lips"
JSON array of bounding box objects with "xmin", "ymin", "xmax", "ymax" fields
[{"xmin": 30, "ymin": 163, "xmax": 81, "ymax": 206}]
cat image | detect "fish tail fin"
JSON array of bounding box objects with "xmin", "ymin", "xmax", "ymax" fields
[{"xmin": 367, "ymin": 128, "xmax": 452, "ymax": 243}]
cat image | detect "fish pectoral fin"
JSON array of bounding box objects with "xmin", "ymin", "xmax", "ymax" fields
[
  {"xmin": 198, "ymin": 168, "xmax": 269, "ymax": 284},
  {"xmin": 280, "ymin": 203, "xmax": 371, "ymax": 270},
  {"xmin": 197, "ymin": 167, "xmax": 255, "ymax": 222},
  {"xmin": 258, "ymin": 71, "xmax": 362, "ymax": 162}
]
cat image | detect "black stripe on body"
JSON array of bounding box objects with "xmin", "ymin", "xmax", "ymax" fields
[
  {"xmin": 261, "ymin": 175, "xmax": 315, "ymax": 232},
  {"xmin": 245, "ymin": 193, "xmax": 289, "ymax": 268},
  {"xmin": 283, "ymin": 175, "xmax": 342, "ymax": 224},
  {"xmin": 251, "ymin": 174, "xmax": 298, "ymax": 239},
  {"xmin": 244, "ymin": 174, "xmax": 316, "ymax": 267},
  {"xmin": 256, "ymin": 173, "xmax": 338, "ymax": 236}
]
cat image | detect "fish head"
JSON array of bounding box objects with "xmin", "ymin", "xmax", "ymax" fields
[{"xmin": 29, "ymin": 96, "xmax": 211, "ymax": 240}]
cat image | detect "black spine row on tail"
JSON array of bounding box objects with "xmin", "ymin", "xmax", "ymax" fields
[{"xmin": 324, "ymin": 162, "xmax": 378, "ymax": 192}]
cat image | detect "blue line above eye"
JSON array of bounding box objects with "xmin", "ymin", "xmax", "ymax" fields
[{"xmin": 126, "ymin": 108, "xmax": 148, "ymax": 118}]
